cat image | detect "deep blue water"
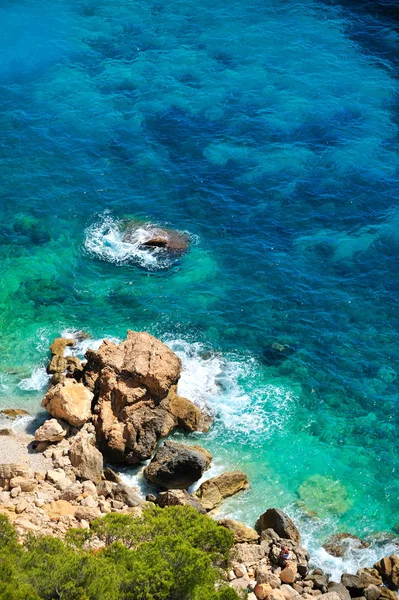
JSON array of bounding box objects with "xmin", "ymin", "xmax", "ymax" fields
[{"xmin": 0, "ymin": 0, "xmax": 398, "ymax": 576}]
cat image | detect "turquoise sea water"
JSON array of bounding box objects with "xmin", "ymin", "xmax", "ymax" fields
[{"xmin": 1, "ymin": 0, "xmax": 398, "ymax": 576}]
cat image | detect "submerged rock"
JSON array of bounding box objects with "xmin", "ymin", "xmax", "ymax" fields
[
  {"xmin": 297, "ymin": 475, "xmax": 351, "ymax": 517},
  {"xmin": 1, "ymin": 409, "xmax": 30, "ymax": 420},
  {"xmin": 194, "ymin": 471, "xmax": 249, "ymax": 511},
  {"xmin": 144, "ymin": 441, "xmax": 212, "ymax": 489}
]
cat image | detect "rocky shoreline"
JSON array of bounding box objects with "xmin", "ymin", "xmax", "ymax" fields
[{"xmin": 0, "ymin": 331, "xmax": 398, "ymax": 600}]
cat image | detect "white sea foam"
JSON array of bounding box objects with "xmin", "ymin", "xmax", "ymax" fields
[
  {"xmin": 304, "ymin": 529, "xmax": 399, "ymax": 581},
  {"xmin": 166, "ymin": 338, "xmax": 295, "ymax": 441},
  {"xmin": 18, "ymin": 366, "xmax": 50, "ymax": 391},
  {"xmin": 84, "ymin": 212, "xmax": 191, "ymax": 270},
  {"xmin": 61, "ymin": 328, "xmax": 121, "ymax": 359}
]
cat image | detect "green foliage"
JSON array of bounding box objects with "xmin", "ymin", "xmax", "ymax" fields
[{"xmin": 0, "ymin": 507, "xmax": 240, "ymax": 600}]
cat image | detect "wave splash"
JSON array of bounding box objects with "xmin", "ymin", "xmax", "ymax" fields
[
  {"xmin": 167, "ymin": 338, "xmax": 296, "ymax": 442},
  {"xmin": 84, "ymin": 212, "xmax": 191, "ymax": 270}
]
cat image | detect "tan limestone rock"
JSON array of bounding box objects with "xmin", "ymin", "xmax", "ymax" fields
[
  {"xmin": 195, "ymin": 471, "xmax": 249, "ymax": 511},
  {"xmin": 255, "ymin": 584, "xmax": 273, "ymax": 599},
  {"xmin": 34, "ymin": 418, "xmax": 68, "ymax": 443},
  {"xmin": 69, "ymin": 436, "xmax": 103, "ymax": 483},
  {"xmin": 218, "ymin": 518, "xmax": 259, "ymax": 543},
  {"xmin": 45, "ymin": 500, "xmax": 77, "ymax": 518},
  {"xmin": 42, "ymin": 379, "xmax": 93, "ymax": 427}
]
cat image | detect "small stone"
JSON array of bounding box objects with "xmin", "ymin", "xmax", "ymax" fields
[
  {"xmin": 46, "ymin": 469, "xmax": 66, "ymax": 485},
  {"xmin": 255, "ymin": 583, "xmax": 273, "ymax": 599},
  {"xmin": 80, "ymin": 496, "xmax": 98, "ymax": 508},
  {"xmin": 111, "ymin": 500, "xmax": 124, "ymax": 510},
  {"xmin": 234, "ymin": 564, "xmax": 248, "ymax": 578},
  {"xmin": 280, "ymin": 585, "xmax": 300, "ymax": 600},
  {"xmin": 15, "ymin": 519, "xmax": 40, "ymax": 532},
  {"xmin": 227, "ymin": 570, "xmax": 236, "ymax": 581},
  {"xmin": 10, "ymin": 487, "xmax": 21, "ymax": 498},
  {"xmin": 15, "ymin": 499, "xmax": 28, "ymax": 514}
]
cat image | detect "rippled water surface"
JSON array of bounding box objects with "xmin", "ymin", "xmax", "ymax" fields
[{"xmin": 1, "ymin": 0, "xmax": 398, "ymax": 575}]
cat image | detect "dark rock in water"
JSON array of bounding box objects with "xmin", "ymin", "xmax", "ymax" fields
[
  {"xmin": 323, "ymin": 533, "xmax": 370, "ymax": 557},
  {"xmin": 143, "ymin": 441, "xmax": 212, "ymax": 489},
  {"xmin": 255, "ymin": 507, "xmax": 301, "ymax": 544},
  {"xmin": 122, "ymin": 221, "xmax": 189, "ymax": 255},
  {"xmin": 155, "ymin": 489, "xmax": 206, "ymax": 513},
  {"xmin": 262, "ymin": 342, "xmax": 295, "ymax": 365}
]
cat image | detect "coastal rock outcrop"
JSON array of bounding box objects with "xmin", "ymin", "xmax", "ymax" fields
[
  {"xmin": 42, "ymin": 379, "xmax": 93, "ymax": 427},
  {"xmin": 47, "ymin": 337, "xmax": 75, "ymax": 375},
  {"xmin": 194, "ymin": 471, "xmax": 249, "ymax": 511},
  {"xmin": 143, "ymin": 441, "xmax": 212, "ymax": 489},
  {"xmin": 374, "ymin": 555, "xmax": 399, "ymax": 590},
  {"xmin": 256, "ymin": 508, "xmax": 301, "ymax": 545},
  {"xmin": 84, "ymin": 331, "xmax": 205, "ymax": 463}
]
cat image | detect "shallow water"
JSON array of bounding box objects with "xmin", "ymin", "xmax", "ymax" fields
[{"xmin": 1, "ymin": 0, "xmax": 398, "ymax": 576}]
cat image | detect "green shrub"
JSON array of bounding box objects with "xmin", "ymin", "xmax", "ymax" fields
[{"xmin": 0, "ymin": 508, "xmax": 240, "ymax": 600}]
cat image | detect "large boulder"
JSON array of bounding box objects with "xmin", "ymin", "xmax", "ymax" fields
[
  {"xmin": 194, "ymin": 471, "xmax": 249, "ymax": 511},
  {"xmin": 374, "ymin": 555, "xmax": 399, "ymax": 590},
  {"xmin": 85, "ymin": 331, "xmax": 205, "ymax": 464},
  {"xmin": 34, "ymin": 418, "xmax": 68, "ymax": 443},
  {"xmin": 69, "ymin": 436, "xmax": 103, "ymax": 482},
  {"xmin": 155, "ymin": 489, "xmax": 206, "ymax": 513},
  {"xmin": 143, "ymin": 441, "xmax": 212, "ymax": 489},
  {"xmin": 218, "ymin": 519, "xmax": 259, "ymax": 543},
  {"xmin": 42, "ymin": 379, "xmax": 93, "ymax": 427},
  {"xmin": 256, "ymin": 508, "xmax": 301, "ymax": 545},
  {"xmin": 86, "ymin": 331, "xmax": 181, "ymax": 400}
]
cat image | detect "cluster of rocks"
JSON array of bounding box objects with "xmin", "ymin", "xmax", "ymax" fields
[
  {"xmin": 1, "ymin": 330, "xmax": 398, "ymax": 600},
  {"xmin": 224, "ymin": 508, "xmax": 399, "ymax": 600},
  {"xmin": 0, "ymin": 331, "xmax": 251, "ymax": 537},
  {"xmin": 0, "ymin": 422, "xmax": 146, "ymax": 538}
]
